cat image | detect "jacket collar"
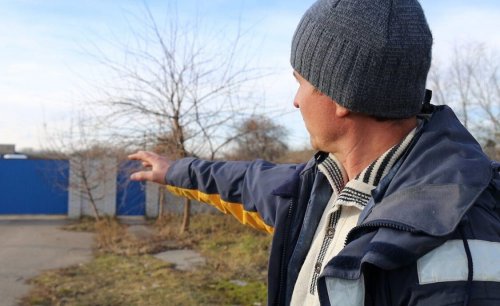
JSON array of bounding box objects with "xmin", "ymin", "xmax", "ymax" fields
[{"xmin": 360, "ymin": 105, "xmax": 492, "ymax": 236}]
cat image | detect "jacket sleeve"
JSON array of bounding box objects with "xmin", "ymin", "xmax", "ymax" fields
[{"xmin": 165, "ymin": 157, "xmax": 302, "ymax": 234}]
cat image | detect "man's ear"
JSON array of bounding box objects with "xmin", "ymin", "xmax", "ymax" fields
[{"xmin": 335, "ymin": 103, "xmax": 350, "ymax": 118}]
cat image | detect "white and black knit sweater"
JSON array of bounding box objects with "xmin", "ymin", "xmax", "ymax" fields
[{"xmin": 291, "ymin": 128, "xmax": 417, "ymax": 306}]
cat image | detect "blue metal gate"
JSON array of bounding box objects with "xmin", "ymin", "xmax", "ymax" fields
[
  {"xmin": 116, "ymin": 160, "xmax": 145, "ymax": 216},
  {"xmin": 0, "ymin": 159, "xmax": 69, "ymax": 214}
]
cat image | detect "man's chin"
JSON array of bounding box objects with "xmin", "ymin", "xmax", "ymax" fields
[{"xmin": 309, "ymin": 139, "xmax": 320, "ymax": 151}]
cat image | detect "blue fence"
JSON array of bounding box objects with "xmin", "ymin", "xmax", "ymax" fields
[
  {"xmin": 0, "ymin": 159, "xmax": 147, "ymax": 216},
  {"xmin": 0, "ymin": 159, "xmax": 69, "ymax": 214},
  {"xmin": 116, "ymin": 160, "xmax": 145, "ymax": 216}
]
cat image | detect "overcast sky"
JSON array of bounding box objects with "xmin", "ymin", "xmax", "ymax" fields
[{"xmin": 1, "ymin": 0, "xmax": 500, "ymax": 151}]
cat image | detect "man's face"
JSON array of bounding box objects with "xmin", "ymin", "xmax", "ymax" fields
[{"xmin": 293, "ymin": 71, "xmax": 346, "ymax": 153}]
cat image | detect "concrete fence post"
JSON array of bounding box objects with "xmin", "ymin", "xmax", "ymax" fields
[
  {"xmin": 68, "ymin": 159, "xmax": 82, "ymax": 219},
  {"xmin": 100, "ymin": 157, "xmax": 117, "ymax": 216},
  {"xmin": 145, "ymin": 182, "xmax": 159, "ymax": 218},
  {"xmin": 67, "ymin": 157, "xmax": 118, "ymax": 218}
]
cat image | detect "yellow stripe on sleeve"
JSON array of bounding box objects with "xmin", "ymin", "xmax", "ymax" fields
[{"xmin": 166, "ymin": 185, "xmax": 274, "ymax": 234}]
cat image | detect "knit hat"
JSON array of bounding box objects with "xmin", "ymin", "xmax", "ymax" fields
[{"xmin": 291, "ymin": 0, "xmax": 432, "ymax": 118}]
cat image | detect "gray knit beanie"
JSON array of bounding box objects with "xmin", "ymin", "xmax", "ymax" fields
[{"xmin": 291, "ymin": 0, "xmax": 432, "ymax": 118}]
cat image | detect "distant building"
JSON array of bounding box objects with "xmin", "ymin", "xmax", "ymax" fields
[
  {"xmin": 0, "ymin": 144, "xmax": 31, "ymax": 159},
  {"xmin": 0, "ymin": 144, "xmax": 15, "ymax": 155}
]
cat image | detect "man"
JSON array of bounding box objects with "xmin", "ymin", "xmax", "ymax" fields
[{"xmin": 129, "ymin": 0, "xmax": 500, "ymax": 305}]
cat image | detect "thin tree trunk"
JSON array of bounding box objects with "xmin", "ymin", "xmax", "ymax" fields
[
  {"xmin": 180, "ymin": 198, "xmax": 191, "ymax": 234},
  {"xmin": 80, "ymin": 164, "xmax": 101, "ymax": 221},
  {"xmin": 157, "ymin": 186, "xmax": 164, "ymax": 220}
]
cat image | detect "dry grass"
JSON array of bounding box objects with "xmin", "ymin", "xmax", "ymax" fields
[
  {"xmin": 22, "ymin": 254, "xmax": 192, "ymax": 306},
  {"xmin": 61, "ymin": 217, "xmax": 98, "ymax": 232},
  {"xmin": 23, "ymin": 213, "xmax": 271, "ymax": 305},
  {"xmin": 65, "ymin": 216, "xmax": 178, "ymax": 256},
  {"xmin": 94, "ymin": 218, "xmax": 176, "ymax": 256}
]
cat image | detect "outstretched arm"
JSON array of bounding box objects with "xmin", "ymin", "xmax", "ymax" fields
[{"xmin": 128, "ymin": 150, "xmax": 303, "ymax": 233}]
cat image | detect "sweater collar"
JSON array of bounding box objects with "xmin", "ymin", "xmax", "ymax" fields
[{"xmin": 317, "ymin": 127, "xmax": 418, "ymax": 209}]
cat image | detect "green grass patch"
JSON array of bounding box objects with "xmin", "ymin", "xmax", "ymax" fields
[{"xmin": 23, "ymin": 213, "xmax": 271, "ymax": 305}]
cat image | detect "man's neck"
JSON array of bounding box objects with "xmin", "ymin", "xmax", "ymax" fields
[{"xmin": 334, "ymin": 116, "xmax": 417, "ymax": 180}]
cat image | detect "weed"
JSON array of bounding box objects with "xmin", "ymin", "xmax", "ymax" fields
[{"xmin": 62, "ymin": 216, "xmax": 99, "ymax": 232}]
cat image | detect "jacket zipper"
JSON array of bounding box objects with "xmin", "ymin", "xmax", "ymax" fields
[
  {"xmin": 275, "ymin": 198, "xmax": 295, "ymax": 306},
  {"xmin": 345, "ymin": 221, "xmax": 417, "ymax": 246}
]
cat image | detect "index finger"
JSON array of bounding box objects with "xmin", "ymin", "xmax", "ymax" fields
[{"xmin": 128, "ymin": 151, "xmax": 156, "ymax": 163}]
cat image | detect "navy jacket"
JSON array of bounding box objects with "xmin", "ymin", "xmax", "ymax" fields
[{"xmin": 166, "ymin": 106, "xmax": 500, "ymax": 305}]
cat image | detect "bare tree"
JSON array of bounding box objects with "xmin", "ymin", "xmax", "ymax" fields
[
  {"xmin": 88, "ymin": 4, "xmax": 264, "ymax": 232},
  {"xmin": 429, "ymin": 42, "xmax": 500, "ymax": 148},
  {"xmin": 226, "ymin": 115, "xmax": 289, "ymax": 162},
  {"xmin": 68, "ymin": 146, "xmax": 115, "ymax": 221},
  {"xmin": 43, "ymin": 111, "xmax": 121, "ymax": 220}
]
